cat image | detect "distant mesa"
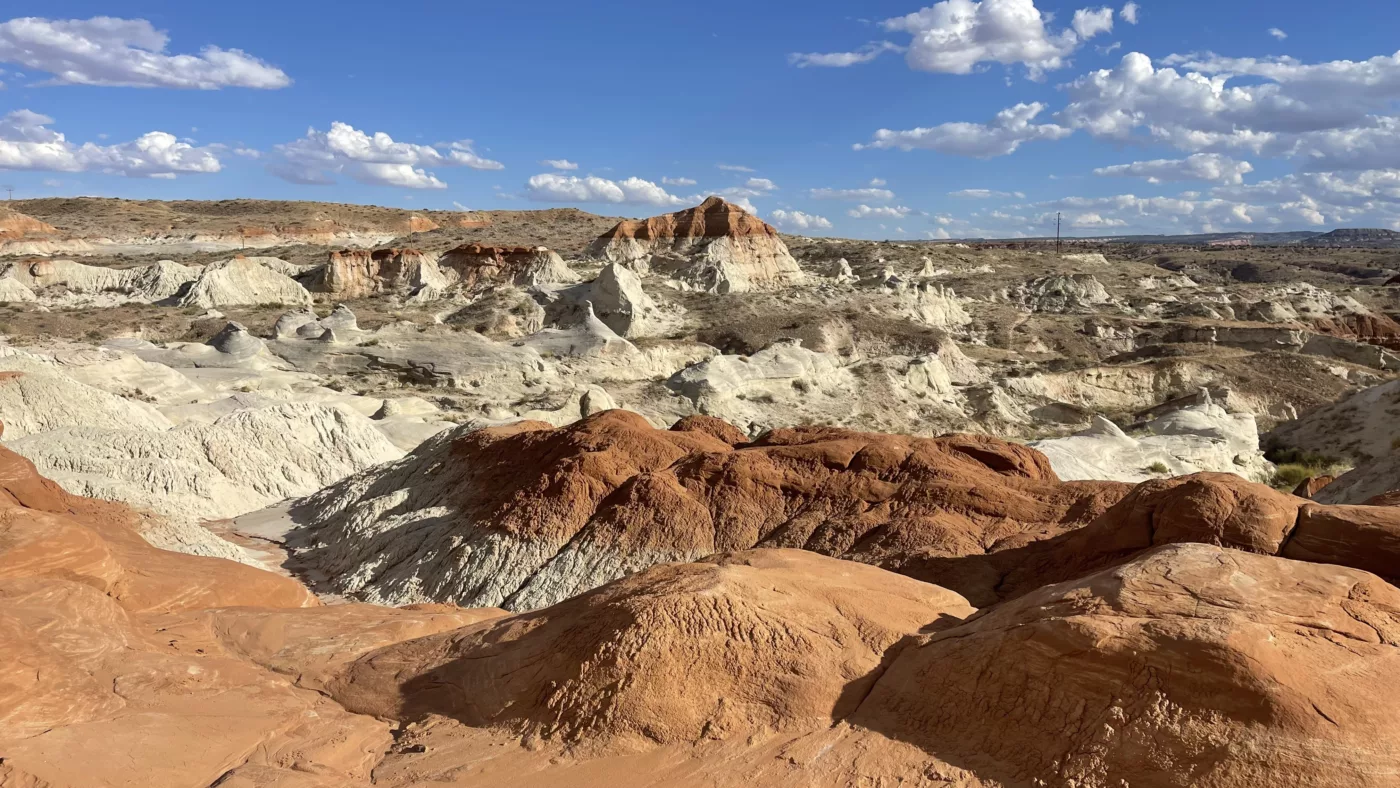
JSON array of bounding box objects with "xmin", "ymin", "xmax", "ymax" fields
[{"xmin": 1301, "ymin": 228, "xmax": 1400, "ymax": 248}]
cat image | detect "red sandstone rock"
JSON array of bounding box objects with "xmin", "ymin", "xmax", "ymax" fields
[
  {"xmin": 1294, "ymin": 474, "xmax": 1337, "ymax": 498},
  {"xmin": 595, "ymin": 196, "xmax": 779, "ymax": 242}
]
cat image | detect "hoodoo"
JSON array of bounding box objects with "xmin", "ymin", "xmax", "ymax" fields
[{"xmin": 588, "ymin": 196, "xmax": 804, "ymax": 293}]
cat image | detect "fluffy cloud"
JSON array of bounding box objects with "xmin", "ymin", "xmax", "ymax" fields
[
  {"xmin": 1071, "ymin": 7, "xmax": 1115, "ymax": 39},
  {"xmin": 270, "ymin": 122, "xmax": 502, "ymax": 189},
  {"xmin": 789, "ymin": 41, "xmax": 904, "ymax": 68},
  {"xmin": 1067, "ymin": 212, "xmax": 1127, "ymax": 228},
  {"xmin": 1269, "ymin": 28, "xmax": 1287, "ymax": 40},
  {"xmin": 525, "ymin": 173, "xmax": 694, "ymax": 206},
  {"xmin": 540, "ymin": 159, "xmax": 577, "ymax": 170},
  {"xmin": 0, "ymin": 109, "xmax": 220, "ymax": 177},
  {"xmin": 848, "ymin": 204, "xmax": 913, "ymax": 218},
  {"xmin": 745, "ymin": 177, "xmax": 778, "ymax": 191},
  {"xmin": 857, "ymin": 102, "xmax": 1072, "ymax": 157},
  {"xmin": 808, "ymin": 186, "xmax": 897, "ymax": 201},
  {"xmin": 770, "ymin": 209, "xmax": 833, "ymax": 230},
  {"xmin": 949, "ymin": 188, "xmax": 1026, "ymax": 198},
  {"xmin": 1120, "ymin": 2, "xmax": 1139, "ymax": 24},
  {"xmin": 1093, "ymin": 153, "xmax": 1255, "ymax": 184},
  {"xmin": 1059, "ymin": 51, "xmax": 1400, "ymax": 157},
  {"xmin": 0, "ymin": 17, "xmax": 289, "ymax": 89},
  {"xmin": 876, "ymin": 0, "xmax": 1105, "ymax": 77},
  {"xmin": 662, "ymin": 176, "xmax": 696, "ymax": 186}
]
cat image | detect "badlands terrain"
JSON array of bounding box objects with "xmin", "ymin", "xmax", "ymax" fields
[{"xmin": 2, "ymin": 195, "xmax": 1400, "ymax": 786}]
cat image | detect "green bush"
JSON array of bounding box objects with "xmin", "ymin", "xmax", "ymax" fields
[
  {"xmin": 1145, "ymin": 461, "xmax": 1170, "ymax": 475},
  {"xmin": 1271, "ymin": 463, "xmax": 1321, "ymax": 491}
]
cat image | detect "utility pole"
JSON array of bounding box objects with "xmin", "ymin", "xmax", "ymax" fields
[
  {"xmin": 3, "ymin": 186, "xmax": 12, "ymax": 201},
  {"xmin": 1055, "ymin": 212, "xmax": 1062, "ymax": 254}
]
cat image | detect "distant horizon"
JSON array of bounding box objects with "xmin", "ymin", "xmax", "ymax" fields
[{"xmin": 3, "ymin": 192, "xmax": 1376, "ymax": 244}]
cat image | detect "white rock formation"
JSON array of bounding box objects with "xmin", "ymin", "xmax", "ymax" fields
[
  {"xmin": 0, "ymin": 349, "xmax": 174, "ymax": 438},
  {"xmin": 9, "ymin": 402, "xmax": 403, "ymax": 528},
  {"xmin": 0, "ymin": 258, "xmax": 201, "ymax": 305},
  {"xmin": 1003, "ymin": 275, "xmax": 1114, "ymax": 313},
  {"xmin": 1031, "ymin": 397, "xmax": 1272, "ymax": 483},
  {"xmin": 0, "ymin": 276, "xmax": 37, "ymax": 303},
  {"xmin": 175, "ymin": 257, "xmax": 313, "ymax": 308},
  {"xmin": 831, "ymin": 258, "xmax": 858, "ymax": 283},
  {"xmin": 1268, "ymin": 378, "xmax": 1400, "ymax": 463},
  {"xmin": 588, "ymin": 197, "xmax": 804, "ymax": 293},
  {"xmin": 903, "ymin": 282, "xmax": 972, "ymax": 329}
]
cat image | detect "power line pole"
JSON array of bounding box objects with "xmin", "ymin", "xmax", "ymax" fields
[
  {"xmin": 1055, "ymin": 212, "xmax": 1062, "ymax": 254},
  {"xmin": 3, "ymin": 186, "xmax": 12, "ymax": 201}
]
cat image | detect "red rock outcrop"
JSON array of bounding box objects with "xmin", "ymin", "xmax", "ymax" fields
[
  {"xmin": 291, "ymin": 410, "xmax": 1130, "ymax": 610},
  {"xmin": 1312, "ymin": 314, "xmax": 1400, "ymax": 349},
  {"xmin": 437, "ymin": 243, "xmax": 576, "ymax": 290},
  {"xmin": 1294, "ymin": 474, "xmax": 1337, "ymax": 498},
  {"xmin": 0, "ymin": 441, "xmax": 498, "ymax": 786},
  {"xmin": 312, "ymin": 247, "xmax": 445, "ymax": 299},
  {"xmin": 297, "ymin": 412, "xmax": 1400, "ymax": 613},
  {"xmin": 595, "ymin": 196, "xmax": 781, "ymax": 243},
  {"xmin": 0, "ymin": 207, "xmax": 56, "ymax": 240},
  {"xmin": 586, "ymin": 198, "xmax": 804, "ymax": 293},
  {"xmin": 848, "ymin": 543, "xmax": 1400, "ymax": 786},
  {"xmin": 331, "ymin": 549, "xmax": 975, "ymax": 750},
  {"xmin": 8, "ymin": 414, "xmax": 1400, "ymax": 786}
]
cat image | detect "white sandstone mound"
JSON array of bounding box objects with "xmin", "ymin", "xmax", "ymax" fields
[
  {"xmin": 588, "ymin": 197, "xmax": 803, "ymax": 293},
  {"xmin": 8, "ymin": 402, "xmax": 404, "ymax": 528},
  {"xmin": 1061, "ymin": 252, "xmax": 1108, "ymax": 266},
  {"xmin": 1268, "ymin": 378, "xmax": 1400, "ymax": 464},
  {"xmin": 1313, "ymin": 453, "xmax": 1400, "ymax": 505},
  {"xmin": 0, "ymin": 276, "xmax": 37, "ymax": 303},
  {"xmin": 274, "ymin": 304, "xmax": 361, "ymax": 339},
  {"xmin": 514, "ymin": 246, "xmax": 580, "ymax": 287},
  {"xmin": 1003, "ymin": 274, "xmax": 1114, "ymax": 313},
  {"xmin": 176, "ymin": 257, "xmax": 313, "ymax": 308},
  {"xmin": 0, "ymin": 349, "xmax": 174, "ymax": 438},
  {"xmin": 831, "ymin": 258, "xmax": 858, "ymax": 283},
  {"xmin": 0, "ymin": 258, "xmax": 201, "ymax": 304},
  {"xmin": 1031, "ymin": 394, "xmax": 1272, "ymax": 483},
  {"xmin": 902, "ymin": 282, "xmax": 972, "ymax": 329},
  {"xmin": 274, "ymin": 307, "xmax": 322, "ymax": 338}
]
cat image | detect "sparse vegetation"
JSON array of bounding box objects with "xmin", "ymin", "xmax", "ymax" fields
[{"xmin": 1146, "ymin": 461, "xmax": 1170, "ymax": 475}]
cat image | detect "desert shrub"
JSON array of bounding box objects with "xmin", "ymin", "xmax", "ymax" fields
[
  {"xmin": 1145, "ymin": 461, "xmax": 1170, "ymax": 475},
  {"xmin": 1271, "ymin": 463, "xmax": 1318, "ymax": 490}
]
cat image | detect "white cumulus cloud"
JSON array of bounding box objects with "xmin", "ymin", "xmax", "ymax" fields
[
  {"xmin": 662, "ymin": 176, "xmax": 696, "ymax": 186},
  {"xmin": 525, "ymin": 173, "xmax": 695, "ymax": 206},
  {"xmin": 1094, "ymin": 153, "xmax": 1255, "ymax": 184},
  {"xmin": 1120, "ymin": 2, "xmax": 1139, "ymax": 24},
  {"xmin": 949, "ymin": 188, "xmax": 1026, "ymax": 198},
  {"xmin": 770, "ymin": 209, "xmax": 833, "ymax": 230},
  {"xmin": 857, "ymin": 102, "xmax": 1072, "ymax": 158},
  {"xmin": 1071, "ymin": 7, "xmax": 1115, "ymax": 39},
  {"xmin": 808, "ymin": 186, "xmax": 897, "ymax": 201},
  {"xmin": 0, "ymin": 16, "xmax": 290, "ymax": 89},
  {"xmin": 539, "ymin": 159, "xmax": 577, "ymax": 170},
  {"xmin": 848, "ymin": 204, "xmax": 913, "ymax": 219},
  {"xmin": 745, "ymin": 177, "xmax": 778, "ymax": 191},
  {"xmin": 867, "ymin": 0, "xmax": 1104, "ymax": 78},
  {"xmin": 270, "ymin": 122, "xmax": 502, "ymax": 189},
  {"xmin": 0, "ymin": 109, "xmax": 220, "ymax": 177},
  {"xmin": 789, "ymin": 40, "xmax": 904, "ymax": 68},
  {"xmin": 1269, "ymin": 28, "xmax": 1287, "ymax": 40}
]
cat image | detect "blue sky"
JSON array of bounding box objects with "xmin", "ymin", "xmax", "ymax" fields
[{"xmin": 2, "ymin": 0, "xmax": 1400, "ymax": 239}]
